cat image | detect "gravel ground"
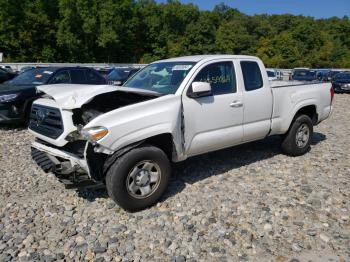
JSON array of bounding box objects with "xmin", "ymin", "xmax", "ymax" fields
[{"xmin": 0, "ymin": 94, "xmax": 349, "ymax": 262}]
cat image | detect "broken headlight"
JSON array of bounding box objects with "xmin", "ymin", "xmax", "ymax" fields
[{"xmin": 80, "ymin": 126, "xmax": 109, "ymax": 142}]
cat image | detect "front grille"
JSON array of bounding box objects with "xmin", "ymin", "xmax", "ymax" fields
[{"xmin": 29, "ymin": 105, "xmax": 64, "ymax": 139}]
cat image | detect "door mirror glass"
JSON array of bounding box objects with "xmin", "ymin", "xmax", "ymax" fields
[{"xmin": 189, "ymin": 82, "xmax": 212, "ymax": 98}]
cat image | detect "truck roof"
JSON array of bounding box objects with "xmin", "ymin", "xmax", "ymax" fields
[{"xmin": 157, "ymin": 54, "xmax": 258, "ymax": 63}]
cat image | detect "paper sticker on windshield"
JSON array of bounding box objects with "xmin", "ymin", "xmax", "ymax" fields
[
  {"xmin": 35, "ymin": 74, "xmax": 43, "ymax": 78},
  {"xmin": 43, "ymin": 71, "xmax": 53, "ymax": 75},
  {"xmin": 173, "ymin": 65, "xmax": 193, "ymax": 71}
]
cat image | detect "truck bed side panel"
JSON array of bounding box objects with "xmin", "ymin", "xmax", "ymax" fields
[{"xmin": 270, "ymin": 83, "xmax": 332, "ymax": 135}]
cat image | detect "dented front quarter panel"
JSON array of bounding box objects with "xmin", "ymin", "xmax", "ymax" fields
[{"xmin": 85, "ymin": 95, "xmax": 184, "ymax": 161}]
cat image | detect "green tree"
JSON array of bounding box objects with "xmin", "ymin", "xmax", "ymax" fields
[
  {"xmin": 0, "ymin": 0, "xmax": 349, "ymax": 67},
  {"xmin": 0, "ymin": 0, "xmax": 58, "ymax": 62}
]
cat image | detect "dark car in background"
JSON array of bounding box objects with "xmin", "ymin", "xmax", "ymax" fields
[
  {"xmin": 0, "ymin": 68, "xmax": 17, "ymax": 84},
  {"xmin": 292, "ymin": 69, "xmax": 318, "ymax": 81},
  {"xmin": 96, "ymin": 67, "xmax": 113, "ymax": 79},
  {"xmin": 332, "ymin": 72, "xmax": 350, "ymax": 93},
  {"xmin": 19, "ymin": 66, "xmax": 37, "ymax": 74},
  {"xmin": 327, "ymin": 70, "xmax": 342, "ymax": 82},
  {"xmin": 0, "ymin": 67, "xmax": 106, "ymax": 124},
  {"xmin": 316, "ymin": 70, "xmax": 330, "ymax": 82},
  {"xmin": 107, "ymin": 67, "xmax": 140, "ymax": 86}
]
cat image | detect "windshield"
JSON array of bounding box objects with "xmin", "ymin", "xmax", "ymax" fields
[
  {"xmin": 123, "ymin": 62, "xmax": 196, "ymax": 95},
  {"xmin": 267, "ymin": 71, "xmax": 276, "ymax": 77},
  {"xmin": 107, "ymin": 68, "xmax": 131, "ymax": 80},
  {"xmin": 334, "ymin": 73, "xmax": 350, "ymax": 80},
  {"xmin": 294, "ymin": 70, "xmax": 316, "ymax": 78},
  {"xmin": 8, "ymin": 68, "xmax": 54, "ymax": 85}
]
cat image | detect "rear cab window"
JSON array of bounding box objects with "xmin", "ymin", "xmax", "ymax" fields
[{"xmin": 240, "ymin": 61, "xmax": 263, "ymax": 91}]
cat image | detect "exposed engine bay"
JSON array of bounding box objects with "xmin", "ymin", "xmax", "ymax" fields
[{"xmin": 72, "ymin": 90, "xmax": 158, "ymax": 125}]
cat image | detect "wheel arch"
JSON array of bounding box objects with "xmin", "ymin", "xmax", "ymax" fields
[
  {"xmin": 284, "ymin": 103, "xmax": 318, "ymax": 133},
  {"xmin": 293, "ymin": 104, "xmax": 318, "ymax": 125},
  {"xmin": 88, "ymin": 133, "xmax": 177, "ymax": 181}
]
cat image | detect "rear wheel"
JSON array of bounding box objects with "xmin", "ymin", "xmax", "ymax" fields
[
  {"xmin": 105, "ymin": 145, "xmax": 171, "ymax": 212},
  {"xmin": 281, "ymin": 114, "xmax": 313, "ymax": 156}
]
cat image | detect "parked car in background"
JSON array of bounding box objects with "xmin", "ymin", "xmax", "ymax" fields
[
  {"xmin": 29, "ymin": 55, "xmax": 333, "ymax": 211},
  {"xmin": 276, "ymin": 70, "xmax": 283, "ymax": 80},
  {"xmin": 332, "ymin": 72, "xmax": 350, "ymax": 93},
  {"xmin": 267, "ymin": 69, "xmax": 283, "ymax": 81},
  {"xmin": 327, "ymin": 70, "xmax": 342, "ymax": 82},
  {"xmin": 316, "ymin": 70, "xmax": 330, "ymax": 82},
  {"xmin": 107, "ymin": 67, "xmax": 140, "ymax": 86},
  {"xmin": 19, "ymin": 66, "xmax": 37, "ymax": 74},
  {"xmin": 0, "ymin": 68, "xmax": 17, "ymax": 84},
  {"xmin": 96, "ymin": 67, "xmax": 113, "ymax": 79},
  {"xmin": 0, "ymin": 67, "xmax": 106, "ymax": 124},
  {"xmin": 0, "ymin": 65, "xmax": 15, "ymax": 73},
  {"xmin": 292, "ymin": 69, "xmax": 318, "ymax": 81},
  {"xmin": 267, "ymin": 69, "xmax": 278, "ymax": 81}
]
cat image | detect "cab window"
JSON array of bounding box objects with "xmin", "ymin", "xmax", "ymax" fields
[
  {"xmin": 240, "ymin": 61, "xmax": 263, "ymax": 91},
  {"xmin": 193, "ymin": 62, "xmax": 236, "ymax": 95}
]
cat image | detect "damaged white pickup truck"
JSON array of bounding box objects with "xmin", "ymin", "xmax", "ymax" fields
[{"xmin": 29, "ymin": 55, "xmax": 334, "ymax": 211}]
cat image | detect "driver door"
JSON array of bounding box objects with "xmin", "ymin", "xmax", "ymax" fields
[{"xmin": 182, "ymin": 61, "xmax": 244, "ymax": 157}]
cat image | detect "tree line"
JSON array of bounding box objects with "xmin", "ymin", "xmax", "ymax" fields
[{"xmin": 1, "ymin": 0, "xmax": 349, "ymax": 68}]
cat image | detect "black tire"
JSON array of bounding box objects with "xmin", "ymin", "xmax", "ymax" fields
[
  {"xmin": 105, "ymin": 145, "xmax": 171, "ymax": 212},
  {"xmin": 281, "ymin": 114, "xmax": 313, "ymax": 156},
  {"xmin": 23, "ymin": 101, "xmax": 34, "ymax": 126}
]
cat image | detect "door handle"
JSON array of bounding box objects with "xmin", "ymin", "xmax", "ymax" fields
[{"xmin": 230, "ymin": 101, "xmax": 243, "ymax": 108}]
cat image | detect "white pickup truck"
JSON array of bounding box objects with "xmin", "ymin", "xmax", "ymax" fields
[{"xmin": 29, "ymin": 55, "xmax": 333, "ymax": 211}]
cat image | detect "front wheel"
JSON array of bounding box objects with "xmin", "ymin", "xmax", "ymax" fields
[
  {"xmin": 105, "ymin": 145, "xmax": 171, "ymax": 212},
  {"xmin": 281, "ymin": 114, "xmax": 313, "ymax": 156}
]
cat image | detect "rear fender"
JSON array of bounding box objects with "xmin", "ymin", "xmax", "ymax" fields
[{"xmin": 283, "ymin": 99, "xmax": 318, "ymax": 133}]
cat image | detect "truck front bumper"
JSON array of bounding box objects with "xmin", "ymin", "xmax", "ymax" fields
[{"xmin": 31, "ymin": 141, "xmax": 89, "ymax": 174}]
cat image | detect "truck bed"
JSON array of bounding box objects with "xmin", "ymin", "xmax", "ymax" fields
[
  {"xmin": 270, "ymin": 81, "xmax": 332, "ymax": 135},
  {"xmin": 270, "ymin": 80, "xmax": 320, "ymax": 88}
]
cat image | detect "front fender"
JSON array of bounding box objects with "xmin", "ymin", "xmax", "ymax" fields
[
  {"xmin": 85, "ymin": 95, "xmax": 183, "ymax": 157},
  {"xmin": 109, "ymin": 123, "xmax": 174, "ymax": 152}
]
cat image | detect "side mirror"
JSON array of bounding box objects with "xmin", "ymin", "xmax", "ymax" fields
[{"xmin": 188, "ymin": 82, "xmax": 212, "ymax": 98}]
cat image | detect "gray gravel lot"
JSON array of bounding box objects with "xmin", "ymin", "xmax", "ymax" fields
[{"xmin": 0, "ymin": 94, "xmax": 349, "ymax": 262}]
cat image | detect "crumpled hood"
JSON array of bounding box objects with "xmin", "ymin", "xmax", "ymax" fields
[
  {"xmin": 36, "ymin": 84, "xmax": 116, "ymax": 109},
  {"xmin": 36, "ymin": 84, "xmax": 160, "ymax": 109}
]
